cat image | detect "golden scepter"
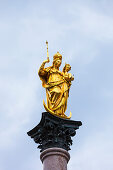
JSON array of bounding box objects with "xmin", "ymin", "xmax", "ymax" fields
[{"xmin": 46, "ymin": 41, "xmax": 50, "ymax": 62}]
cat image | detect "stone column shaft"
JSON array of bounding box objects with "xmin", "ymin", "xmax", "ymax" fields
[{"xmin": 40, "ymin": 148, "xmax": 70, "ymax": 170}]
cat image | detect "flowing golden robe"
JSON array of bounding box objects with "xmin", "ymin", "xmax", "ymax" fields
[{"xmin": 38, "ymin": 65, "xmax": 71, "ymax": 117}]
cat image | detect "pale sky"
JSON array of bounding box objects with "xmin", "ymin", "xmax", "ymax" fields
[{"xmin": 0, "ymin": 0, "xmax": 113, "ymax": 170}]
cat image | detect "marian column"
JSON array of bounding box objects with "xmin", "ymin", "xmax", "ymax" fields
[{"xmin": 27, "ymin": 42, "xmax": 82, "ymax": 170}]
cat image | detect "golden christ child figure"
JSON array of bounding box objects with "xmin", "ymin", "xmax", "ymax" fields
[{"xmin": 38, "ymin": 42, "xmax": 74, "ymax": 119}]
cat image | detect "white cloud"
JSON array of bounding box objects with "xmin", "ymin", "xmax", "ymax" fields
[
  {"xmin": 69, "ymin": 130, "xmax": 113, "ymax": 170},
  {"xmin": 55, "ymin": 1, "xmax": 113, "ymax": 43},
  {"xmin": 0, "ymin": 1, "xmax": 113, "ymax": 170}
]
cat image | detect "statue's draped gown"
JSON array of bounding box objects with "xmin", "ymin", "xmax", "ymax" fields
[{"xmin": 39, "ymin": 66, "xmax": 70, "ymax": 116}]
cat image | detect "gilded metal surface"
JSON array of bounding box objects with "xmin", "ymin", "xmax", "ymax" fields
[{"xmin": 38, "ymin": 42, "xmax": 74, "ymax": 119}]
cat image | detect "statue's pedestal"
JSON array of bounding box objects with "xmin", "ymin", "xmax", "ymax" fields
[
  {"xmin": 40, "ymin": 148, "xmax": 70, "ymax": 170},
  {"xmin": 27, "ymin": 112, "xmax": 82, "ymax": 170}
]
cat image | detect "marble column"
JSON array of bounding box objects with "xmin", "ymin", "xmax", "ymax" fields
[
  {"xmin": 27, "ymin": 112, "xmax": 82, "ymax": 170},
  {"xmin": 40, "ymin": 148, "xmax": 70, "ymax": 170}
]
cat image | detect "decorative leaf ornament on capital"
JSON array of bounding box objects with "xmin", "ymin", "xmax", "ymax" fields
[{"xmin": 38, "ymin": 41, "xmax": 74, "ymax": 119}]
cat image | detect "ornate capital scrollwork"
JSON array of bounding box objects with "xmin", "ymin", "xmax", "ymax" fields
[{"xmin": 27, "ymin": 112, "xmax": 82, "ymax": 152}]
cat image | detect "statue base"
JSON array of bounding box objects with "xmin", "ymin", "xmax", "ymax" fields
[{"xmin": 27, "ymin": 112, "xmax": 82, "ymax": 152}]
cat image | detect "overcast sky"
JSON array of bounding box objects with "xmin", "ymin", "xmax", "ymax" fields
[{"xmin": 0, "ymin": 0, "xmax": 113, "ymax": 170}]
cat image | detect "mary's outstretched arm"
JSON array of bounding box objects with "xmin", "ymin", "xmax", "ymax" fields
[{"xmin": 38, "ymin": 58, "xmax": 50, "ymax": 77}]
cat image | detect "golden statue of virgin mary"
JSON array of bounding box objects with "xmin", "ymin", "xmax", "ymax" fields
[{"xmin": 38, "ymin": 42, "xmax": 74, "ymax": 119}]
